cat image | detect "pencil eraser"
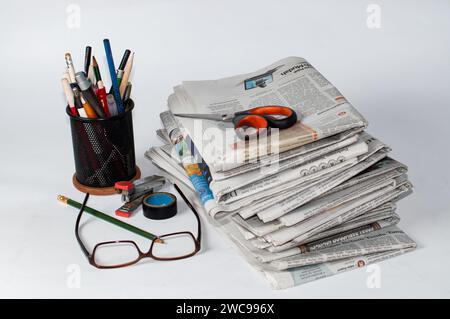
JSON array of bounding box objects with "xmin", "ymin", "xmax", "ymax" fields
[{"xmin": 115, "ymin": 181, "xmax": 134, "ymax": 191}]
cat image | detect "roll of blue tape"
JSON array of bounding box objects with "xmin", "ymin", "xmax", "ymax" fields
[{"xmin": 142, "ymin": 192, "xmax": 177, "ymax": 220}]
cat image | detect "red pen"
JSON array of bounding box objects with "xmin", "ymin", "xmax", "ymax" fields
[{"xmin": 96, "ymin": 80, "xmax": 110, "ymax": 117}]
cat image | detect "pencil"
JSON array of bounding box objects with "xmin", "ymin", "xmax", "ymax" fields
[
  {"xmin": 57, "ymin": 195, "xmax": 163, "ymax": 243},
  {"xmin": 92, "ymin": 56, "xmax": 102, "ymax": 82},
  {"xmin": 64, "ymin": 53, "xmax": 77, "ymax": 84},
  {"xmin": 61, "ymin": 78, "xmax": 77, "ymax": 116}
]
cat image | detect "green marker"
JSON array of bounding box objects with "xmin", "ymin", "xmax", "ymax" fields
[{"xmin": 57, "ymin": 195, "xmax": 163, "ymax": 243}]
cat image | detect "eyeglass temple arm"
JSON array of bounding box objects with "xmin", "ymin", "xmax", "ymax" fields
[
  {"xmin": 173, "ymin": 184, "xmax": 202, "ymax": 244},
  {"xmin": 74, "ymin": 192, "xmax": 92, "ymax": 259}
]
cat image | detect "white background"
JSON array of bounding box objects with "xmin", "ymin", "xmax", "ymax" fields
[{"xmin": 1, "ymin": 0, "xmax": 449, "ymax": 298}]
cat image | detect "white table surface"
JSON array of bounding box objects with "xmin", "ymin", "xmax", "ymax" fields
[{"xmin": 1, "ymin": 0, "xmax": 449, "ymax": 298}]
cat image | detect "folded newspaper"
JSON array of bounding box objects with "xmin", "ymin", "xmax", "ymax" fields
[{"xmin": 146, "ymin": 57, "xmax": 416, "ymax": 289}]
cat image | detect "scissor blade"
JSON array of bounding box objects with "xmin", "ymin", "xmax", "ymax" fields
[{"xmin": 173, "ymin": 113, "xmax": 229, "ymax": 121}]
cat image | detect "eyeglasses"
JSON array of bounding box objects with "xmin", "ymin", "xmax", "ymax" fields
[{"xmin": 74, "ymin": 184, "xmax": 201, "ymax": 268}]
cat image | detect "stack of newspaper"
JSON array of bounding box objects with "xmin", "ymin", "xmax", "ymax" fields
[{"xmin": 146, "ymin": 57, "xmax": 416, "ymax": 289}]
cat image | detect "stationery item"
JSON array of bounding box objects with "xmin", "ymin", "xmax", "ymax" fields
[
  {"xmin": 103, "ymin": 39, "xmax": 125, "ymax": 113},
  {"xmin": 123, "ymin": 82, "xmax": 132, "ymax": 102},
  {"xmin": 62, "ymin": 71, "xmax": 71, "ymax": 82},
  {"xmin": 63, "ymin": 42, "xmax": 138, "ymax": 196},
  {"xmin": 65, "ymin": 53, "xmax": 77, "ymax": 83},
  {"xmin": 84, "ymin": 46, "xmax": 92, "ymax": 74},
  {"xmin": 92, "ymin": 56, "xmax": 102, "ymax": 82},
  {"xmin": 61, "ymin": 78, "xmax": 77, "ymax": 116},
  {"xmin": 58, "ymin": 194, "xmax": 162, "ymax": 242},
  {"xmin": 174, "ymin": 105, "xmax": 298, "ymax": 138},
  {"xmin": 142, "ymin": 192, "xmax": 177, "ymax": 220},
  {"xmin": 88, "ymin": 64, "xmax": 96, "ymax": 89},
  {"xmin": 117, "ymin": 49, "xmax": 131, "ymax": 87},
  {"xmin": 80, "ymin": 93, "xmax": 98, "ymax": 118},
  {"xmin": 115, "ymin": 175, "xmax": 166, "ymax": 202},
  {"xmin": 106, "ymin": 94, "xmax": 118, "ymax": 116},
  {"xmin": 75, "ymin": 71, "xmax": 106, "ymax": 118},
  {"xmin": 68, "ymin": 98, "xmax": 137, "ymax": 192},
  {"xmin": 115, "ymin": 193, "xmax": 148, "ymax": 218},
  {"xmin": 72, "ymin": 86, "xmax": 87, "ymax": 117},
  {"xmin": 119, "ymin": 52, "xmax": 134, "ymax": 98},
  {"xmin": 96, "ymin": 81, "xmax": 110, "ymax": 117}
]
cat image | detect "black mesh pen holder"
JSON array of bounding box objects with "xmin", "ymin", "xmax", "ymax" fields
[{"xmin": 67, "ymin": 100, "xmax": 140, "ymax": 195}]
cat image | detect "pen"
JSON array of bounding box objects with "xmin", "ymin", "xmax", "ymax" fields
[
  {"xmin": 117, "ymin": 49, "xmax": 131, "ymax": 87},
  {"xmin": 123, "ymin": 82, "xmax": 132, "ymax": 102},
  {"xmin": 72, "ymin": 86, "xmax": 87, "ymax": 117},
  {"xmin": 75, "ymin": 71, "xmax": 106, "ymax": 118},
  {"xmin": 90, "ymin": 56, "xmax": 110, "ymax": 117},
  {"xmin": 103, "ymin": 39, "xmax": 125, "ymax": 113},
  {"xmin": 119, "ymin": 52, "xmax": 134, "ymax": 99},
  {"xmin": 84, "ymin": 46, "xmax": 92, "ymax": 74},
  {"xmin": 57, "ymin": 195, "xmax": 163, "ymax": 243},
  {"xmin": 96, "ymin": 81, "xmax": 110, "ymax": 117}
]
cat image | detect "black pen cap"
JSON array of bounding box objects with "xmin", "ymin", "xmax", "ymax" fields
[{"xmin": 118, "ymin": 49, "xmax": 131, "ymax": 70}]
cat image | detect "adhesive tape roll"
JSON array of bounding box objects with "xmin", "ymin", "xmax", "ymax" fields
[{"xmin": 142, "ymin": 192, "xmax": 177, "ymax": 220}]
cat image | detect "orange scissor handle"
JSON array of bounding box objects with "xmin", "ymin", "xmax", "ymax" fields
[
  {"xmin": 233, "ymin": 114, "xmax": 268, "ymax": 129},
  {"xmin": 233, "ymin": 106, "xmax": 297, "ymax": 130}
]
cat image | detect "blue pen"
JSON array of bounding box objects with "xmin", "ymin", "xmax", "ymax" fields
[{"xmin": 103, "ymin": 39, "xmax": 125, "ymax": 113}]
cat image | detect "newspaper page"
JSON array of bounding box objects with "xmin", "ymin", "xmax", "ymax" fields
[
  {"xmin": 268, "ymin": 226, "xmax": 416, "ymax": 270},
  {"xmin": 278, "ymin": 165, "xmax": 406, "ymax": 226},
  {"xmin": 216, "ymin": 140, "xmax": 367, "ymax": 202},
  {"xmin": 209, "ymin": 128, "xmax": 362, "ymax": 180},
  {"xmin": 146, "ymin": 139, "xmax": 389, "ymax": 219},
  {"xmin": 265, "ymin": 205, "xmax": 400, "ymax": 253},
  {"xmin": 209, "ymin": 134, "xmax": 360, "ymax": 197},
  {"xmin": 169, "ymin": 57, "xmax": 368, "ymax": 172},
  {"xmin": 264, "ymin": 248, "xmax": 415, "ymax": 289},
  {"xmin": 253, "ymin": 149, "xmax": 389, "ymax": 222},
  {"xmin": 324, "ymin": 157, "xmax": 406, "ymax": 195},
  {"xmin": 263, "ymin": 179, "xmax": 402, "ymax": 246},
  {"xmin": 259, "ymin": 202, "xmax": 397, "ymax": 252},
  {"xmin": 280, "ymin": 182, "xmax": 412, "ymax": 247},
  {"xmin": 235, "ymin": 214, "xmax": 400, "ymax": 263},
  {"xmin": 160, "ymin": 166, "xmax": 416, "ymax": 289},
  {"xmin": 232, "ymin": 167, "xmax": 403, "ymax": 237},
  {"xmin": 253, "ymin": 133, "xmax": 388, "ymax": 221},
  {"xmin": 222, "ymin": 210, "xmax": 415, "ymax": 288}
]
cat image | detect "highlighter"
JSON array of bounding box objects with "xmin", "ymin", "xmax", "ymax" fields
[{"xmin": 75, "ymin": 72, "xmax": 105, "ymax": 118}]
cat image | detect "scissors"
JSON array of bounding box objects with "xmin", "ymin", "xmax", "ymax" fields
[{"xmin": 174, "ymin": 106, "xmax": 297, "ymax": 138}]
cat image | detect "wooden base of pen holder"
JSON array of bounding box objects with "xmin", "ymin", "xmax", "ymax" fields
[
  {"xmin": 72, "ymin": 166, "xmax": 141, "ymax": 195},
  {"xmin": 67, "ymin": 100, "xmax": 138, "ymax": 196}
]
